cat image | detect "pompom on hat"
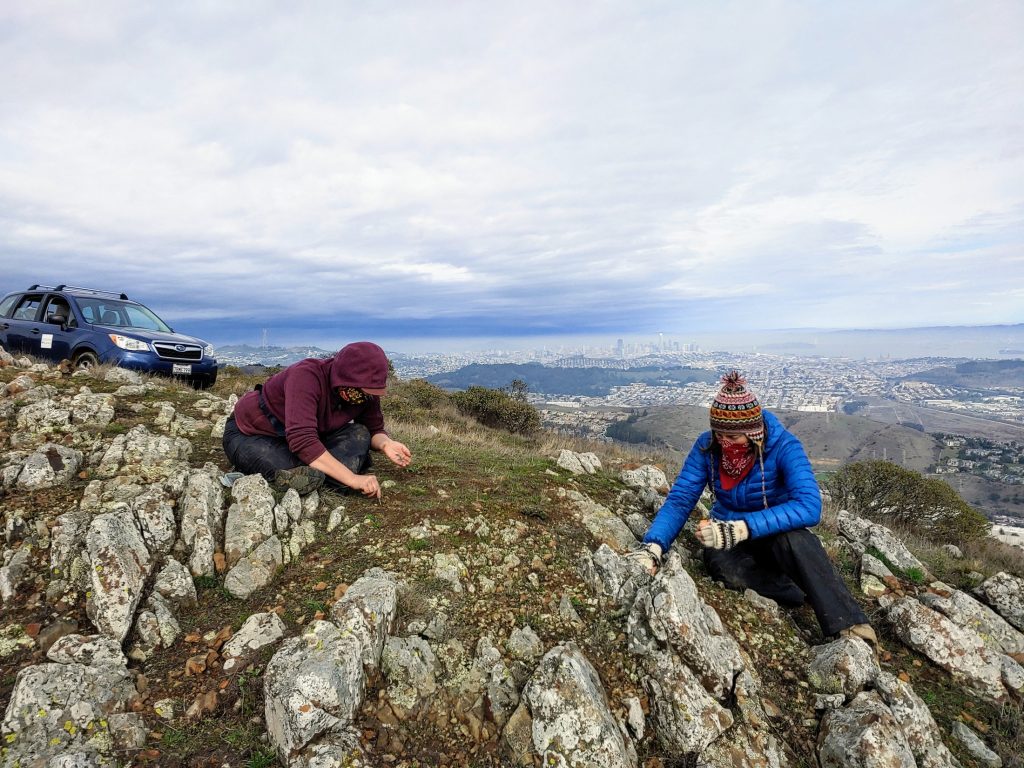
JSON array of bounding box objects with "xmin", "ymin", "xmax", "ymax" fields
[{"xmin": 710, "ymin": 371, "xmax": 764, "ymax": 441}]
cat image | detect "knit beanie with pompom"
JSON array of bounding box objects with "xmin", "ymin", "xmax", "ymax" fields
[{"xmin": 709, "ymin": 371, "xmax": 764, "ymax": 441}]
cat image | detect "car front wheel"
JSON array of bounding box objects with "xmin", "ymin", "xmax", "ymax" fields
[{"xmin": 73, "ymin": 350, "xmax": 99, "ymax": 370}]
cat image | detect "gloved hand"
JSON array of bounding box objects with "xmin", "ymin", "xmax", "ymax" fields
[
  {"xmin": 696, "ymin": 519, "xmax": 749, "ymax": 550},
  {"xmin": 624, "ymin": 542, "xmax": 663, "ymax": 574}
]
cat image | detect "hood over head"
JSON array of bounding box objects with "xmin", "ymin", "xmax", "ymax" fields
[{"xmin": 330, "ymin": 342, "xmax": 389, "ymax": 395}]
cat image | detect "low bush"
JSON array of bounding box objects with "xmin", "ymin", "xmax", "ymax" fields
[
  {"xmin": 826, "ymin": 459, "xmax": 990, "ymax": 543},
  {"xmin": 450, "ymin": 385, "xmax": 541, "ymax": 436}
]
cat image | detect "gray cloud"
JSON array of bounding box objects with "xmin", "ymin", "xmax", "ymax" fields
[{"xmin": 1, "ymin": 1, "xmax": 1022, "ymax": 346}]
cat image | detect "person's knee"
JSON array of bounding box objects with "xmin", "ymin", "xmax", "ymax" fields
[{"xmin": 770, "ymin": 528, "xmax": 819, "ymax": 556}]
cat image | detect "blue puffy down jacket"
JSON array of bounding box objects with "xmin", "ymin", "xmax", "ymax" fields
[{"xmin": 643, "ymin": 410, "xmax": 821, "ymax": 551}]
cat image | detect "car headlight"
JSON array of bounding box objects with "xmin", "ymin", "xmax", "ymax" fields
[
  {"xmin": 109, "ymin": 334, "xmax": 151, "ymax": 352},
  {"xmin": 203, "ymin": 344, "xmax": 215, "ymax": 357}
]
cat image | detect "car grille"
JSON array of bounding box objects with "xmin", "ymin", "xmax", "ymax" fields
[{"xmin": 153, "ymin": 342, "xmax": 203, "ymax": 361}]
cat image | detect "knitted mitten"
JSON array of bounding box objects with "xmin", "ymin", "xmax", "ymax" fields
[
  {"xmin": 624, "ymin": 542, "xmax": 663, "ymax": 573},
  {"xmin": 696, "ymin": 519, "xmax": 749, "ymax": 550}
]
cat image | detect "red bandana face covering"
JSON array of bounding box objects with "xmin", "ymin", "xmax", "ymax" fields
[{"xmin": 720, "ymin": 441, "xmax": 755, "ymax": 478}]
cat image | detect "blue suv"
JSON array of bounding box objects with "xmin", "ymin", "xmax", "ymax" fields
[{"xmin": 0, "ymin": 284, "xmax": 218, "ymax": 388}]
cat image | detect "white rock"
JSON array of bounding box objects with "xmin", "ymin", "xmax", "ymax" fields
[
  {"xmin": 15, "ymin": 443, "xmax": 83, "ymax": 490},
  {"xmin": 818, "ymin": 691, "xmax": 916, "ymax": 768},
  {"xmin": 46, "ymin": 633, "xmax": 128, "ymax": 667},
  {"xmin": 977, "ymin": 572, "xmax": 1024, "ymax": 632},
  {"xmin": 85, "ymin": 510, "xmax": 152, "ymax": 643},
  {"xmin": 620, "ymin": 465, "xmax": 668, "ymax": 491},
  {"xmin": 951, "ymin": 721, "xmax": 1002, "ymax": 768},
  {"xmin": 222, "ymin": 612, "xmax": 287, "ymax": 673},
  {"xmin": 807, "ymin": 638, "xmax": 879, "ymax": 696},
  {"xmin": 154, "ymin": 557, "xmax": 198, "ymax": 610},
  {"xmin": 223, "ymin": 536, "xmax": 283, "ymax": 599},
  {"xmin": 223, "ymin": 474, "xmax": 275, "ymax": 567}
]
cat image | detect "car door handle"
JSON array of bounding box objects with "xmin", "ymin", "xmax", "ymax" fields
[
  {"xmin": 0, "ymin": 323, "xmax": 8, "ymax": 330},
  {"xmin": 30, "ymin": 328, "xmax": 41, "ymax": 334}
]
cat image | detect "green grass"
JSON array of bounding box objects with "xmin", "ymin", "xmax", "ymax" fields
[{"xmin": 407, "ymin": 538, "xmax": 430, "ymax": 551}]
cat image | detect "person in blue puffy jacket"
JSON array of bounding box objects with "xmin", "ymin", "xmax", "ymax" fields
[{"xmin": 631, "ymin": 371, "xmax": 876, "ymax": 649}]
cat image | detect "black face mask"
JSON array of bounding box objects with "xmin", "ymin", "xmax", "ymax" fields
[{"xmin": 339, "ymin": 386, "xmax": 369, "ymax": 405}]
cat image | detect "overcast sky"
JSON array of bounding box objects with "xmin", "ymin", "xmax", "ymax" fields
[{"xmin": 1, "ymin": 1, "xmax": 1021, "ymax": 349}]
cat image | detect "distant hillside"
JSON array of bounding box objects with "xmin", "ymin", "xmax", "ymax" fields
[
  {"xmin": 605, "ymin": 406, "xmax": 940, "ymax": 473},
  {"xmin": 903, "ymin": 359, "xmax": 1024, "ymax": 390},
  {"xmin": 427, "ymin": 362, "xmax": 717, "ymax": 397}
]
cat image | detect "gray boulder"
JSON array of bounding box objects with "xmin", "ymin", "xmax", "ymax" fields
[
  {"xmin": 807, "ymin": 638, "xmax": 879, "ymax": 696},
  {"xmin": 129, "ymin": 486, "xmax": 177, "ymax": 555},
  {"xmin": 579, "ymin": 543, "xmax": 652, "ymax": 609},
  {"xmin": 329, "ymin": 568, "xmax": 400, "ymax": 670},
  {"xmin": 977, "ymin": 572, "xmax": 1024, "ymax": 632},
  {"xmin": 178, "ymin": 466, "xmax": 225, "ymax": 577},
  {"xmin": 85, "ymin": 511, "xmax": 152, "ymax": 643},
  {"xmin": 628, "ymin": 553, "xmax": 743, "ymax": 699},
  {"xmin": 69, "ymin": 392, "xmax": 115, "ymax": 427},
  {"xmin": 15, "ymin": 443, "xmax": 83, "ymax": 490},
  {"xmin": 522, "ymin": 643, "xmax": 637, "ymax": 767},
  {"xmin": 97, "ymin": 424, "xmax": 192, "ymax": 481},
  {"xmin": 46, "ymin": 634, "xmax": 127, "ymax": 667},
  {"xmin": 381, "ymin": 635, "xmax": 438, "ymax": 714},
  {"xmin": 644, "ymin": 649, "xmax": 733, "ymax": 754},
  {"xmin": 837, "ymin": 510, "xmax": 926, "ymax": 575},
  {"xmin": 620, "ymin": 465, "xmax": 668, "ymax": 491},
  {"xmin": 153, "ymin": 557, "xmax": 198, "ymax": 610},
  {"xmin": 817, "ymin": 691, "xmax": 916, "ymax": 768},
  {"xmin": 223, "ymin": 474, "xmax": 276, "ymax": 567},
  {"xmin": 874, "ymin": 671, "xmax": 962, "ymax": 768},
  {"xmin": 556, "ymin": 449, "xmax": 601, "ymax": 475},
  {"xmin": 563, "ymin": 489, "xmax": 637, "ymax": 551},
  {"xmin": 222, "ymin": 611, "xmax": 287, "ymax": 673},
  {"xmin": 884, "ymin": 596, "xmax": 1021, "ymax": 702},
  {"xmin": 921, "ymin": 583, "xmax": 1024, "ymax": 656},
  {"xmin": 950, "ymin": 722, "xmax": 1002, "ymax": 768},
  {"xmin": 224, "ymin": 536, "xmax": 283, "ymax": 599}
]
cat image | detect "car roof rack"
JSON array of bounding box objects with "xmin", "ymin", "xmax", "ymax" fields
[
  {"xmin": 27, "ymin": 284, "xmax": 58, "ymax": 291},
  {"xmin": 53, "ymin": 285, "xmax": 130, "ymax": 300}
]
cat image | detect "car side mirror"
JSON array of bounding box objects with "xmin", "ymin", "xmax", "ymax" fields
[{"xmin": 47, "ymin": 313, "xmax": 68, "ymax": 328}]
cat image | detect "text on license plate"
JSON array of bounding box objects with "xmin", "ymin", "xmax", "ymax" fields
[{"xmin": 172, "ymin": 364, "xmax": 192, "ymax": 375}]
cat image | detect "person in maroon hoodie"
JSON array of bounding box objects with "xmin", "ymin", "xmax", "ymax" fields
[{"xmin": 223, "ymin": 341, "xmax": 411, "ymax": 497}]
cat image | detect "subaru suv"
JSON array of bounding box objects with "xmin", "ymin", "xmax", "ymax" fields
[{"xmin": 0, "ymin": 284, "xmax": 218, "ymax": 388}]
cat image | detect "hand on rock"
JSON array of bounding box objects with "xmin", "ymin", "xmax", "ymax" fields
[{"xmin": 624, "ymin": 543, "xmax": 663, "ymax": 575}]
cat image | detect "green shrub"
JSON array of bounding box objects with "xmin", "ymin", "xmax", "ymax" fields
[
  {"xmin": 383, "ymin": 378, "xmax": 454, "ymax": 424},
  {"xmin": 826, "ymin": 459, "xmax": 990, "ymax": 542},
  {"xmin": 450, "ymin": 385, "xmax": 541, "ymax": 436}
]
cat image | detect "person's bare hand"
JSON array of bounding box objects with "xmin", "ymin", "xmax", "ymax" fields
[
  {"xmin": 383, "ymin": 440, "xmax": 412, "ymax": 467},
  {"xmin": 351, "ymin": 474, "xmax": 381, "ymax": 499}
]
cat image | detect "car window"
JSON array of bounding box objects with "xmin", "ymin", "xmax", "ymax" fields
[
  {"xmin": 123, "ymin": 304, "xmax": 167, "ymax": 331},
  {"xmin": 44, "ymin": 296, "xmax": 74, "ymax": 326},
  {"xmin": 0, "ymin": 295, "xmax": 18, "ymax": 318},
  {"xmin": 12, "ymin": 295, "xmax": 43, "ymax": 321},
  {"xmin": 78, "ymin": 299, "xmax": 124, "ymax": 327}
]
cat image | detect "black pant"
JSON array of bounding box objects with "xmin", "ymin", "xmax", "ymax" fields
[
  {"xmin": 703, "ymin": 528, "xmax": 867, "ymax": 637},
  {"xmin": 222, "ymin": 416, "xmax": 372, "ymax": 488}
]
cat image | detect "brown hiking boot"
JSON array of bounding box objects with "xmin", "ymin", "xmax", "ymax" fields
[
  {"xmin": 273, "ymin": 467, "xmax": 326, "ymax": 496},
  {"xmin": 839, "ymin": 623, "xmax": 880, "ymax": 656}
]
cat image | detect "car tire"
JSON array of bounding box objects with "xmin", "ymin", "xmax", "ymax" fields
[{"xmin": 73, "ymin": 350, "xmax": 99, "ymax": 370}]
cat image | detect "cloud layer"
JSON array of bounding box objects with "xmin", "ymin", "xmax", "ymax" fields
[{"xmin": 1, "ymin": 1, "xmax": 1021, "ymax": 346}]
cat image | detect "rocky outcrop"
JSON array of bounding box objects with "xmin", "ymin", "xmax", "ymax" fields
[
  {"xmin": 977, "ymin": 572, "xmax": 1024, "ymax": 632},
  {"xmin": 817, "ymin": 691, "xmax": 917, "ymax": 768},
  {"xmin": 85, "ymin": 510, "xmax": 152, "ymax": 643},
  {"xmin": 223, "ymin": 474, "xmax": 276, "ymax": 567},
  {"xmin": 837, "ymin": 510, "xmax": 927, "ymax": 575},
  {"xmin": 560, "ymin": 489, "xmax": 637, "ymax": 551},
  {"xmin": 620, "ymin": 464, "xmax": 668, "ymax": 491},
  {"xmin": 519, "ymin": 643, "xmax": 637, "ymax": 767},
  {"xmin": 921, "ymin": 582, "xmax": 1024, "ymax": 656},
  {"xmin": 264, "ymin": 569, "xmax": 400, "ymax": 766},
  {"xmin": 556, "ymin": 449, "xmax": 601, "ymax": 475}
]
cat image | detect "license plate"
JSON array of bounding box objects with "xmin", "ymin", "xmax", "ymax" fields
[{"xmin": 172, "ymin": 364, "xmax": 192, "ymax": 375}]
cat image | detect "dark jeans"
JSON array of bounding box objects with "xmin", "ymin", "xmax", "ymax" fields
[
  {"xmin": 222, "ymin": 416, "xmax": 372, "ymax": 489},
  {"xmin": 703, "ymin": 528, "xmax": 867, "ymax": 637}
]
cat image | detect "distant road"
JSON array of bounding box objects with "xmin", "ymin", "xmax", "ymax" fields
[{"xmin": 861, "ymin": 399, "xmax": 1024, "ymax": 441}]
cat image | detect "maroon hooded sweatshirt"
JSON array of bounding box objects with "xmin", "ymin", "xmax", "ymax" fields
[{"xmin": 232, "ymin": 342, "xmax": 389, "ymax": 465}]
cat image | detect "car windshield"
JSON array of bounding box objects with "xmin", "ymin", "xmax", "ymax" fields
[{"xmin": 77, "ymin": 298, "xmax": 172, "ymax": 332}]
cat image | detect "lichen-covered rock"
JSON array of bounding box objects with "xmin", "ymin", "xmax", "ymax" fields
[
  {"xmin": 85, "ymin": 510, "xmax": 152, "ymax": 643},
  {"xmin": 153, "ymin": 557, "xmax": 198, "ymax": 610},
  {"xmin": 97, "ymin": 424, "xmax": 192, "ymax": 481},
  {"xmin": 432, "ymin": 551, "xmax": 468, "ymax": 592},
  {"xmin": 49, "ymin": 509, "xmax": 91, "ymax": 588},
  {"xmin": 506, "ymin": 625, "xmax": 543, "ymax": 664},
  {"xmin": 69, "ymin": 392, "xmax": 115, "ymax": 427},
  {"xmin": 817, "ymin": 691, "xmax": 916, "ymax": 768},
  {"xmin": 381, "ymin": 635, "xmax": 438, "ymax": 714},
  {"xmin": 873, "ymin": 671, "xmax": 962, "ymax": 768},
  {"xmin": 265, "ymin": 570, "xmax": 400, "ymax": 766},
  {"xmin": 128, "ymin": 486, "xmax": 177, "ymax": 555},
  {"xmin": 522, "ymin": 643, "xmax": 637, "ymax": 767},
  {"xmin": 0, "ymin": 661, "xmax": 140, "ymax": 767},
  {"xmin": 807, "ymin": 638, "xmax": 879, "ymax": 696},
  {"xmin": 329, "ymin": 568, "xmax": 400, "ymax": 670},
  {"xmin": 563, "ymin": 490, "xmax": 637, "ymax": 551},
  {"xmin": 977, "ymin": 572, "xmax": 1024, "ymax": 633},
  {"xmin": 921, "ymin": 584, "xmax": 1024, "ymax": 656},
  {"xmin": 644, "ymin": 649, "xmax": 733, "ymax": 754},
  {"xmin": 579, "ymin": 543, "xmax": 652, "ymax": 609},
  {"xmin": 884, "ymin": 596, "xmax": 1020, "ymax": 702},
  {"xmin": 15, "ymin": 442, "xmax": 83, "ymax": 489},
  {"xmin": 620, "ymin": 465, "xmax": 668, "ymax": 491},
  {"xmin": 223, "ymin": 536, "xmax": 283, "ymax": 599},
  {"xmin": 14, "ymin": 399, "xmax": 71, "ymax": 435},
  {"xmin": 837, "ymin": 510, "xmax": 925, "ymax": 575},
  {"xmin": 628, "ymin": 553, "xmax": 743, "ymax": 699},
  {"xmin": 264, "ymin": 620, "xmax": 368, "ymax": 764},
  {"xmin": 223, "ymin": 474, "xmax": 275, "ymax": 567},
  {"xmin": 950, "ymin": 721, "xmax": 1002, "ymax": 768},
  {"xmin": 222, "ymin": 611, "xmax": 287, "ymax": 673},
  {"xmin": 104, "ymin": 367, "xmax": 143, "ymax": 384},
  {"xmin": 46, "ymin": 634, "xmax": 127, "ymax": 667},
  {"xmin": 0, "ymin": 547, "xmax": 31, "ymax": 602},
  {"xmin": 178, "ymin": 466, "xmax": 225, "ymax": 577},
  {"xmin": 556, "ymin": 449, "xmax": 600, "ymax": 475}
]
